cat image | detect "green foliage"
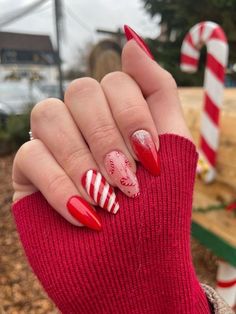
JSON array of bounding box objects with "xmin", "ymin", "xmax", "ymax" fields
[
  {"xmin": 0, "ymin": 112, "xmax": 30, "ymax": 155},
  {"xmin": 142, "ymin": 0, "xmax": 236, "ymax": 86}
]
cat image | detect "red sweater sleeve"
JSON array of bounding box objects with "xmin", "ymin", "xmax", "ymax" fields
[{"xmin": 11, "ymin": 134, "xmax": 212, "ymax": 314}]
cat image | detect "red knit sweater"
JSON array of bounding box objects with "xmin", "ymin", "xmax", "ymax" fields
[{"xmin": 12, "ymin": 134, "xmax": 212, "ymax": 313}]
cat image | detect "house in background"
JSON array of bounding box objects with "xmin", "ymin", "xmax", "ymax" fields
[{"xmin": 0, "ymin": 31, "xmax": 57, "ymax": 82}]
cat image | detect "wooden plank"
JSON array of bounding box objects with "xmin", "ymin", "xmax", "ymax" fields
[
  {"xmin": 179, "ymin": 88, "xmax": 236, "ymax": 258},
  {"xmin": 192, "ymin": 210, "xmax": 236, "ymax": 247},
  {"xmin": 191, "ymin": 221, "xmax": 236, "ymax": 267},
  {"xmin": 180, "ymin": 88, "xmax": 236, "ymax": 190}
]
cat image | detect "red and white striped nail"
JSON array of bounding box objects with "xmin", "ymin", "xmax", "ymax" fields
[{"xmin": 82, "ymin": 170, "xmax": 119, "ymax": 214}]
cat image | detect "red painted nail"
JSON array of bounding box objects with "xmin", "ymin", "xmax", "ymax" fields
[
  {"xmin": 131, "ymin": 130, "xmax": 160, "ymax": 176},
  {"xmin": 67, "ymin": 196, "xmax": 102, "ymax": 231},
  {"xmin": 124, "ymin": 24, "xmax": 154, "ymax": 59},
  {"xmin": 82, "ymin": 170, "xmax": 119, "ymax": 214}
]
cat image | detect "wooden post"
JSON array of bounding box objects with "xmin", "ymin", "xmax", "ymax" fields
[{"xmin": 54, "ymin": 0, "xmax": 63, "ymax": 99}]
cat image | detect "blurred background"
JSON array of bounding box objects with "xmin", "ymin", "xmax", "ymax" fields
[{"xmin": 0, "ymin": 0, "xmax": 235, "ymax": 313}]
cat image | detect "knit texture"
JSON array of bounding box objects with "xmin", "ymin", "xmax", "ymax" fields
[{"xmin": 12, "ymin": 134, "xmax": 211, "ymax": 314}]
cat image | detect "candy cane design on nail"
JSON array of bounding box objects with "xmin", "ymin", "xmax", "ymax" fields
[
  {"xmin": 120, "ymin": 177, "xmax": 136, "ymax": 187},
  {"xmin": 111, "ymin": 154, "xmax": 135, "ymax": 187},
  {"xmin": 105, "ymin": 151, "xmax": 140, "ymax": 198},
  {"xmin": 109, "ymin": 159, "xmax": 115, "ymax": 175},
  {"xmin": 82, "ymin": 170, "xmax": 119, "ymax": 214}
]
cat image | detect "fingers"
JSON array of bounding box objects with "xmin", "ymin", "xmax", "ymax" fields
[
  {"xmin": 30, "ymin": 98, "xmax": 119, "ymax": 214},
  {"xmin": 12, "ymin": 30, "xmax": 195, "ymax": 234},
  {"xmin": 101, "ymin": 71, "xmax": 160, "ymax": 175},
  {"xmin": 122, "ymin": 39, "xmax": 192, "ymax": 141},
  {"xmin": 12, "ymin": 139, "xmax": 102, "ymax": 231},
  {"xmin": 64, "ymin": 78, "xmax": 140, "ymax": 198}
]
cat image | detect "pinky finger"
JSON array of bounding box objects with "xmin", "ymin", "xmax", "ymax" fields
[{"xmin": 12, "ymin": 139, "xmax": 102, "ymax": 231}]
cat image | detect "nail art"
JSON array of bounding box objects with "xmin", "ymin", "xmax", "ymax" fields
[
  {"xmin": 67, "ymin": 196, "xmax": 102, "ymax": 231},
  {"xmin": 131, "ymin": 130, "xmax": 160, "ymax": 176},
  {"xmin": 82, "ymin": 170, "xmax": 119, "ymax": 214},
  {"xmin": 104, "ymin": 151, "xmax": 140, "ymax": 198},
  {"xmin": 124, "ymin": 24, "xmax": 154, "ymax": 59}
]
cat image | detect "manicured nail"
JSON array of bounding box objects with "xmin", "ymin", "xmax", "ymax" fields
[
  {"xmin": 82, "ymin": 170, "xmax": 119, "ymax": 214},
  {"xmin": 67, "ymin": 196, "xmax": 102, "ymax": 231},
  {"xmin": 131, "ymin": 130, "xmax": 160, "ymax": 176},
  {"xmin": 104, "ymin": 151, "xmax": 140, "ymax": 198},
  {"xmin": 124, "ymin": 24, "xmax": 154, "ymax": 59}
]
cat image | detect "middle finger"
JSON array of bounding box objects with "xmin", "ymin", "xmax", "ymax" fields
[{"xmin": 65, "ymin": 78, "xmax": 140, "ymax": 198}]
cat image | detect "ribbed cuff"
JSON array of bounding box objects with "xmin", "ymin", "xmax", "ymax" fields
[{"xmin": 12, "ymin": 134, "xmax": 211, "ymax": 314}]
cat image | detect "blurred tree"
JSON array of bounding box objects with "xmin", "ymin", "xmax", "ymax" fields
[{"xmin": 142, "ymin": 0, "xmax": 236, "ymax": 86}]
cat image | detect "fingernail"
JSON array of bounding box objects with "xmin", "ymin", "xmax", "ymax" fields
[
  {"xmin": 104, "ymin": 151, "xmax": 140, "ymax": 198},
  {"xmin": 124, "ymin": 24, "xmax": 154, "ymax": 59},
  {"xmin": 67, "ymin": 196, "xmax": 102, "ymax": 231},
  {"xmin": 131, "ymin": 130, "xmax": 160, "ymax": 176},
  {"xmin": 82, "ymin": 170, "xmax": 119, "ymax": 214}
]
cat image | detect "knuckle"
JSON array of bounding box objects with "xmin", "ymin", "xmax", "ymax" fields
[
  {"xmin": 126, "ymin": 115, "xmax": 144, "ymax": 132},
  {"xmin": 61, "ymin": 146, "xmax": 90, "ymax": 172},
  {"xmin": 31, "ymin": 98, "xmax": 64, "ymax": 125},
  {"xmin": 46, "ymin": 173, "xmax": 69, "ymax": 195},
  {"xmin": 101, "ymin": 71, "xmax": 127, "ymax": 87},
  {"xmin": 13, "ymin": 139, "xmax": 42, "ymax": 169},
  {"xmin": 89, "ymin": 123, "xmax": 117, "ymax": 148},
  {"xmin": 13, "ymin": 142, "xmax": 30, "ymax": 169},
  {"xmin": 115, "ymin": 103, "xmax": 145, "ymax": 123},
  {"xmin": 115, "ymin": 100, "xmax": 143, "ymax": 117},
  {"xmin": 65, "ymin": 77, "xmax": 100, "ymax": 102},
  {"xmin": 162, "ymin": 70, "xmax": 177, "ymax": 89}
]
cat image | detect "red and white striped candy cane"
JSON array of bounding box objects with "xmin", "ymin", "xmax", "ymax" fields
[
  {"xmin": 180, "ymin": 21, "xmax": 228, "ymax": 183},
  {"xmin": 216, "ymin": 261, "xmax": 236, "ymax": 309}
]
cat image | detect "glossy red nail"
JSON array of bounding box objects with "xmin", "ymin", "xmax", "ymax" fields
[
  {"xmin": 131, "ymin": 130, "xmax": 160, "ymax": 176},
  {"xmin": 82, "ymin": 170, "xmax": 119, "ymax": 214},
  {"xmin": 67, "ymin": 196, "xmax": 102, "ymax": 231},
  {"xmin": 124, "ymin": 24, "xmax": 154, "ymax": 59}
]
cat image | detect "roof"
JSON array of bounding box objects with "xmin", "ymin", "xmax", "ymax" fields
[{"xmin": 0, "ymin": 31, "xmax": 54, "ymax": 52}]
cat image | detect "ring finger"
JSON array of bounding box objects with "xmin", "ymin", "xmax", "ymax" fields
[{"xmin": 30, "ymin": 98, "xmax": 119, "ymax": 214}]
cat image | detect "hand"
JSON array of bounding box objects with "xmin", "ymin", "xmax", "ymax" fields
[
  {"xmin": 12, "ymin": 37, "xmax": 192, "ymax": 231},
  {"xmin": 12, "ymin": 29, "xmax": 211, "ymax": 314}
]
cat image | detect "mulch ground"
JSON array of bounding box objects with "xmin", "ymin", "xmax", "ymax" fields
[{"xmin": 0, "ymin": 154, "xmax": 218, "ymax": 314}]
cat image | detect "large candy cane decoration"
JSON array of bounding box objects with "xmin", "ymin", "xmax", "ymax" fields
[
  {"xmin": 216, "ymin": 261, "xmax": 236, "ymax": 309},
  {"xmin": 180, "ymin": 22, "xmax": 228, "ymax": 183}
]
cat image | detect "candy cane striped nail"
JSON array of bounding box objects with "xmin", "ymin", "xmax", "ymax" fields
[{"xmin": 82, "ymin": 170, "xmax": 119, "ymax": 214}]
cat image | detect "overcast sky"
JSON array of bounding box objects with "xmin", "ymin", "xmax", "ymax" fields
[{"xmin": 0, "ymin": 0, "xmax": 160, "ymax": 68}]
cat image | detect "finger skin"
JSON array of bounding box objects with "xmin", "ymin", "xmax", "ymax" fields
[
  {"xmin": 64, "ymin": 78, "xmax": 140, "ymax": 198},
  {"xmin": 12, "ymin": 139, "xmax": 101, "ymax": 228},
  {"xmin": 122, "ymin": 40, "xmax": 192, "ymax": 141},
  {"xmin": 100, "ymin": 71, "xmax": 159, "ymax": 152},
  {"xmin": 31, "ymin": 98, "xmax": 119, "ymax": 214},
  {"xmin": 64, "ymin": 78, "xmax": 135, "ymax": 172},
  {"xmin": 31, "ymin": 98, "xmax": 96, "ymax": 203}
]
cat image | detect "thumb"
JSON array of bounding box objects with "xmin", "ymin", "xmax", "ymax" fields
[{"xmin": 122, "ymin": 25, "xmax": 192, "ymax": 141}]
